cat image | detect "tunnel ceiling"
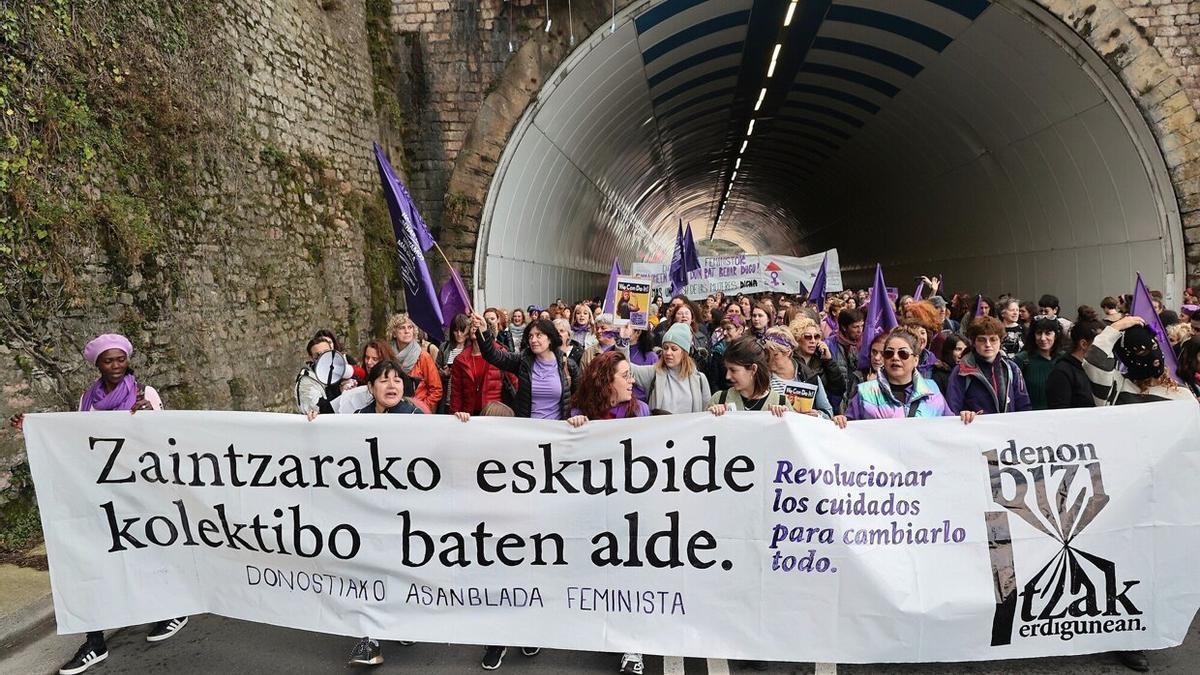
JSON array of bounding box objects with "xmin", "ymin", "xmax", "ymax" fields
[{"xmin": 480, "ymin": 0, "xmax": 1180, "ymax": 308}]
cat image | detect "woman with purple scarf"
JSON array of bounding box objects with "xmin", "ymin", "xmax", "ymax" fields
[{"xmin": 10, "ymin": 334, "xmax": 188, "ymax": 675}]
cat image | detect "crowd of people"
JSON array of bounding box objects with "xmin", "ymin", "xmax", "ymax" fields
[{"xmin": 11, "ymin": 278, "xmax": 1200, "ymax": 675}]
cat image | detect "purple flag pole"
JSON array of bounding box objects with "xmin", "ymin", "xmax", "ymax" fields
[
  {"xmin": 809, "ymin": 253, "xmax": 828, "ymax": 308},
  {"xmin": 602, "ymin": 258, "xmax": 622, "ymax": 315},
  {"xmin": 374, "ymin": 143, "xmax": 445, "ymax": 342},
  {"xmin": 683, "ymin": 223, "xmax": 702, "ymax": 273},
  {"xmin": 669, "ymin": 222, "xmax": 688, "ymax": 295},
  {"xmin": 1131, "ymin": 272, "xmax": 1181, "ymax": 383},
  {"xmin": 438, "ymin": 267, "xmax": 473, "ymax": 329},
  {"xmin": 857, "ymin": 264, "xmax": 899, "ymax": 370}
]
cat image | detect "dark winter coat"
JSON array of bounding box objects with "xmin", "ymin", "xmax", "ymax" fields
[{"xmin": 477, "ymin": 328, "xmax": 577, "ymax": 419}]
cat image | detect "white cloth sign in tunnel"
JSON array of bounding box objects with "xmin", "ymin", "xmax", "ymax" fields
[{"xmin": 22, "ymin": 401, "xmax": 1200, "ymax": 663}]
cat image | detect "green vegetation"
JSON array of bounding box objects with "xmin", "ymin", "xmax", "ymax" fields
[
  {"xmin": 0, "ymin": 463, "xmax": 40, "ymax": 553},
  {"xmin": 365, "ymin": 0, "xmax": 405, "ymax": 135}
]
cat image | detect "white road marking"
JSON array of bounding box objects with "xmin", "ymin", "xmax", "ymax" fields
[
  {"xmin": 662, "ymin": 655, "xmax": 686, "ymax": 675},
  {"xmin": 706, "ymin": 657, "xmax": 731, "ymax": 675},
  {"xmin": 815, "ymin": 662, "xmax": 838, "ymax": 675}
]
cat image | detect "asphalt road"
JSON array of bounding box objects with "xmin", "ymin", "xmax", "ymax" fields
[{"xmin": 3, "ymin": 612, "xmax": 1197, "ymax": 674}]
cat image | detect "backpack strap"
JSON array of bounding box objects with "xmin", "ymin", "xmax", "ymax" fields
[
  {"xmin": 719, "ymin": 389, "xmax": 728, "ymax": 404},
  {"xmin": 906, "ymin": 398, "xmax": 922, "ymax": 418}
]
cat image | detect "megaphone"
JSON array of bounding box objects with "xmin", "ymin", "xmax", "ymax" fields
[{"xmin": 313, "ymin": 350, "xmax": 351, "ymax": 386}]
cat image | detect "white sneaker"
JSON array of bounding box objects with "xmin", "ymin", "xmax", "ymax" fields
[{"xmin": 619, "ymin": 653, "xmax": 644, "ymax": 675}]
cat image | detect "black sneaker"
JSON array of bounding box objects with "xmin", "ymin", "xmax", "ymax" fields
[
  {"xmin": 747, "ymin": 660, "xmax": 769, "ymax": 672},
  {"xmin": 398, "ymin": 640, "xmax": 415, "ymax": 646},
  {"xmin": 59, "ymin": 641, "xmax": 108, "ymax": 675},
  {"xmin": 146, "ymin": 617, "xmax": 188, "ymax": 642},
  {"xmin": 619, "ymin": 652, "xmax": 643, "ymax": 675},
  {"xmin": 521, "ymin": 647, "xmax": 540, "ymax": 657},
  {"xmin": 482, "ymin": 646, "xmax": 507, "ymax": 670},
  {"xmin": 348, "ymin": 637, "xmax": 383, "ymax": 666}
]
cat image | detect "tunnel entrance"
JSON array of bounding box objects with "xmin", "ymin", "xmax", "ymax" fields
[{"xmin": 474, "ymin": 0, "xmax": 1184, "ymax": 309}]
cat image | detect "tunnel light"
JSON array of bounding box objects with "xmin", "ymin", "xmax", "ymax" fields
[
  {"xmin": 740, "ymin": 140, "xmax": 748, "ymax": 154},
  {"xmin": 746, "ymin": 119, "xmax": 755, "ymax": 136},
  {"xmin": 767, "ymin": 44, "xmax": 781, "ymax": 77},
  {"xmin": 755, "ymin": 87, "xmax": 767, "ymax": 111},
  {"xmin": 784, "ymin": 1, "xmax": 797, "ymax": 26},
  {"xmin": 730, "ymin": 171, "xmax": 738, "ymax": 181},
  {"xmin": 735, "ymin": 157, "xmax": 742, "ymax": 169}
]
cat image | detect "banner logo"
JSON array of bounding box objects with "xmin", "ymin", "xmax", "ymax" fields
[{"xmin": 983, "ymin": 440, "xmax": 1144, "ymax": 645}]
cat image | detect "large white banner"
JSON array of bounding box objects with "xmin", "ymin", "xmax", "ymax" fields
[
  {"xmin": 23, "ymin": 402, "xmax": 1200, "ymax": 663},
  {"xmin": 630, "ymin": 249, "xmax": 842, "ymax": 299}
]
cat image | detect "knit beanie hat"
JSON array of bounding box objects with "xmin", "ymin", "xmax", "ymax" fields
[{"xmin": 663, "ymin": 322, "xmax": 693, "ymax": 353}]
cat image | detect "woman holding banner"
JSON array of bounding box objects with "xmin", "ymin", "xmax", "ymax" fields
[
  {"xmin": 946, "ymin": 316, "xmax": 1032, "ymax": 415},
  {"xmin": 833, "ymin": 330, "xmax": 975, "ymax": 426},
  {"xmin": 387, "ymin": 312, "xmax": 443, "ymax": 412},
  {"xmin": 707, "ymin": 337, "xmax": 789, "ymax": 415},
  {"xmin": 565, "ymin": 351, "xmax": 651, "ymax": 425},
  {"xmin": 474, "ymin": 315, "xmax": 576, "ymax": 419},
  {"xmin": 762, "ymin": 327, "xmax": 833, "ymax": 419},
  {"xmin": 8, "ymin": 334, "xmax": 188, "ymax": 675}
]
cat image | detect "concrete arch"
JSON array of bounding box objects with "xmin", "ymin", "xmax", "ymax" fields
[{"xmin": 444, "ymin": 0, "xmax": 1198, "ymax": 310}]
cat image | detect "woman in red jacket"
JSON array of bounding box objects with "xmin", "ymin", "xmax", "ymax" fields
[{"xmin": 449, "ymin": 330, "xmax": 513, "ymax": 415}]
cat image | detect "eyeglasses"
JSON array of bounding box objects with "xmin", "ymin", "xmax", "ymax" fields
[
  {"xmin": 883, "ymin": 348, "xmax": 913, "ymax": 360},
  {"xmin": 800, "ymin": 334, "xmax": 822, "ymax": 340}
]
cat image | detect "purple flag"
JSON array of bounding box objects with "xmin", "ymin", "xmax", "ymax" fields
[
  {"xmin": 1131, "ymin": 273, "xmax": 1181, "ymax": 383},
  {"xmin": 914, "ymin": 280, "xmax": 925, "ymax": 300},
  {"xmin": 438, "ymin": 267, "xmax": 472, "ymax": 329},
  {"xmin": 602, "ymin": 258, "xmax": 622, "ymax": 315},
  {"xmin": 809, "ymin": 253, "xmax": 828, "ymax": 308},
  {"xmin": 669, "ymin": 223, "xmax": 688, "ymax": 295},
  {"xmin": 374, "ymin": 144, "xmax": 434, "ymax": 253},
  {"xmin": 374, "ymin": 143, "xmax": 445, "ymax": 342},
  {"xmin": 974, "ymin": 294, "xmax": 985, "ymax": 318},
  {"xmin": 858, "ymin": 264, "xmax": 899, "ymax": 370},
  {"xmin": 683, "ymin": 222, "xmax": 702, "ymax": 273}
]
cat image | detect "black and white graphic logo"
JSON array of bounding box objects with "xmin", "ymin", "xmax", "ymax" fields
[{"xmin": 984, "ymin": 440, "xmax": 1144, "ymax": 645}]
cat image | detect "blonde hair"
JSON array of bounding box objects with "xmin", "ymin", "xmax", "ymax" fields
[
  {"xmin": 764, "ymin": 326, "xmax": 798, "ymax": 354},
  {"xmin": 1167, "ymin": 322, "xmax": 1193, "ymax": 346},
  {"xmin": 387, "ymin": 312, "xmax": 414, "ymax": 337},
  {"xmin": 786, "ymin": 317, "xmax": 817, "ymax": 345},
  {"xmin": 655, "ymin": 342, "xmax": 696, "ymax": 378}
]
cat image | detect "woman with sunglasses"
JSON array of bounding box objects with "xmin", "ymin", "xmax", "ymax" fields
[
  {"xmin": 791, "ymin": 317, "xmax": 845, "ymax": 404},
  {"xmin": 834, "ymin": 330, "xmax": 976, "ymax": 426}
]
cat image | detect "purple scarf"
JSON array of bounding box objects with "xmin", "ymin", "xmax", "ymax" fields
[{"xmin": 80, "ymin": 373, "xmax": 139, "ymax": 411}]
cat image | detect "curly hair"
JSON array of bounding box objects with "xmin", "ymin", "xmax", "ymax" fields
[
  {"xmin": 571, "ymin": 351, "xmax": 639, "ymax": 420},
  {"xmin": 902, "ymin": 300, "xmax": 941, "ymax": 335},
  {"xmin": 966, "ymin": 316, "xmax": 1005, "ymax": 341},
  {"xmin": 484, "ymin": 307, "xmax": 508, "ymax": 330}
]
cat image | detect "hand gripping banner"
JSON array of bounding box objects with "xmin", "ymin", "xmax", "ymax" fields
[{"xmin": 22, "ymin": 401, "xmax": 1200, "ymax": 663}]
